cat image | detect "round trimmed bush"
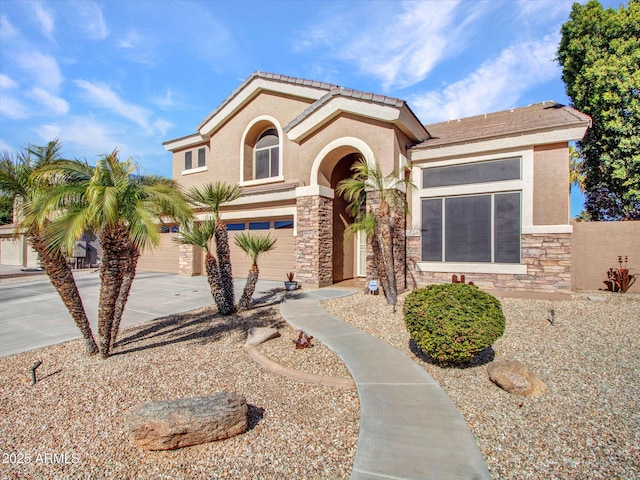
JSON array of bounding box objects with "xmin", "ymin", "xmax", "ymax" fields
[{"xmin": 403, "ymin": 283, "xmax": 505, "ymax": 365}]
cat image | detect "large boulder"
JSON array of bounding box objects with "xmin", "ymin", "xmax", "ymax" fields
[
  {"xmin": 487, "ymin": 360, "xmax": 547, "ymax": 396},
  {"xmin": 124, "ymin": 392, "xmax": 247, "ymax": 450}
]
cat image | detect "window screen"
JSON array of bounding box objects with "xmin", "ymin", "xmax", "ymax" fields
[
  {"xmin": 421, "ymin": 199, "xmax": 442, "ymax": 261},
  {"xmin": 422, "ymin": 158, "xmax": 521, "ymax": 188},
  {"xmin": 184, "ymin": 151, "xmax": 192, "ymax": 170},
  {"xmin": 420, "ymin": 192, "xmax": 521, "ymax": 264},
  {"xmin": 494, "ymin": 193, "xmax": 521, "ymax": 263},
  {"xmin": 197, "ymin": 148, "xmax": 206, "ymax": 168},
  {"xmin": 445, "ymin": 195, "xmax": 492, "ymax": 262}
]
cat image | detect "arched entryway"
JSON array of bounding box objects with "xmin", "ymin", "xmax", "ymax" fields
[{"xmin": 330, "ymin": 153, "xmax": 360, "ymax": 283}]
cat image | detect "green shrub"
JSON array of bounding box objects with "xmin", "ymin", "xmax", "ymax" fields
[{"xmin": 403, "ymin": 283, "xmax": 505, "ymax": 365}]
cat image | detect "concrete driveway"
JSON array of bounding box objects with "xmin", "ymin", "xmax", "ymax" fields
[{"xmin": 0, "ymin": 270, "xmax": 283, "ymax": 357}]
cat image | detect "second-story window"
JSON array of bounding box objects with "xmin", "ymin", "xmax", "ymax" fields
[
  {"xmin": 254, "ymin": 128, "xmax": 279, "ymax": 179},
  {"xmin": 184, "ymin": 151, "xmax": 192, "ymax": 170},
  {"xmin": 197, "ymin": 147, "xmax": 206, "ymax": 168}
]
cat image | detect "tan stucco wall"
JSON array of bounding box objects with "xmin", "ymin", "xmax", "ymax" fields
[
  {"xmin": 572, "ymin": 221, "xmax": 640, "ymax": 293},
  {"xmin": 533, "ymin": 143, "xmax": 569, "ymax": 225},
  {"xmin": 297, "ymin": 114, "xmax": 398, "ymax": 187},
  {"xmin": 174, "ymin": 93, "xmax": 314, "ymax": 190}
]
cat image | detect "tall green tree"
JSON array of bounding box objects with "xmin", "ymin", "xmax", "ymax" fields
[
  {"xmin": 557, "ymin": 0, "xmax": 640, "ymax": 220},
  {"xmin": 337, "ymin": 158, "xmax": 412, "ymax": 311},
  {"xmin": 234, "ymin": 232, "xmax": 277, "ymax": 311},
  {"xmin": 185, "ymin": 182, "xmax": 241, "ymax": 315},
  {"xmin": 0, "ymin": 192, "xmax": 12, "ymax": 225},
  {"xmin": 34, "ymin": 150, "xmax": 192, "ymax": 357},
  {"xmin": 1, "ymin": 141, "xmax": 98, "ymax": 355}
]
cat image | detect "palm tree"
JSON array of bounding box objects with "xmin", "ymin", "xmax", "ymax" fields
[
  {"xmin": 175, "ymin": 220, "xmax": 227, "ymax": 310},
  {"xmin": 234, "ymin": 232, "xmax": 277, "ymax": 311},
  {"xmin": 336, "ymin": 157, "xmax": 412, "ymax": 311},
  {"xmin": 186, "ymin": 182, "xmax": 241, "ymax": 315},
  {"xmin": 1, "ymin": 141, "xmax": 98, "ymax": 355},
  {"xmin": 35, "ymin": 150, "xmax": 192, "ymax": 357}
]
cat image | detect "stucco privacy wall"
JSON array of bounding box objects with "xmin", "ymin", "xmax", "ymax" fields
[
  {"xmin": 572, "ymin": 221, "xmax": 640, "ymax": 293},
  {"xmin": 533, "ymin": 143, "xmax": 570, "ymax": 225}
]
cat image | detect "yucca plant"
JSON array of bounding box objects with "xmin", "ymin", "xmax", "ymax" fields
[
  {"xmin": 234, "ymin": 232, "xmax": 277, "ymax": 311},
  {"xmin": 187, "ymin": 182, "xmax": 241, "ymax": 315}
]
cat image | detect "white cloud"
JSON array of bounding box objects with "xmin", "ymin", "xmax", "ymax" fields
[
  {"xmin": 516, "ymin": 0, "xmax": 573, "ymax": 22},
  {"xmin": 28, "ymin": 87, "xmax": 69, "ymax": 115},
  {"xmin": 411, "ymin": 33, "xmax": 561, "ymax": 124},
  {"xmin": 72, "ymin": 2, "xmax": 108, "ymax": 41},
  {"xmin": 0, "ymin": 15, "xmax": 18, "ymax": 40},
  {"xmin": 294, "ymin": 0, "xmax": 493, "ymax": 90},
  {"xmin": 16, "ymin": 51, "xmax": 64, "ymax": 91},
  {"xmin": 74, "ymin": 80, "xmax": 152, "ymax": 131},
  {"xmin": 0, "ymin": 74, "xmax": 19, "ymax": 90},
  {"xmin": 38, "ymin": 116, "xmax": 127, "ymax": 158},
  {"xmin": 32, "ymin": 2, "xmax": 55, "ymax": 40},
  {"xmin": 0, "ymin": 95, "xmax": 30, "ymax": 120},
  {"xmin": 153, "ymin": 119, "xmax": 174, "ymax": 137}
]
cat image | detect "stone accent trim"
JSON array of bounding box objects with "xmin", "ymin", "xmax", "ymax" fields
[
  {"xmin": 406, "ymin": 233, "xmax": 571, "ymax": 294},
  {"xmin": 295, "ymin": 195, "xmax": 333, "ymax": 286}
]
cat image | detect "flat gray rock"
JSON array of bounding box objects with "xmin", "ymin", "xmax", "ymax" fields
[{"xmin": 124, "ymin": 391, "xmax": 247, "ymax": 450}]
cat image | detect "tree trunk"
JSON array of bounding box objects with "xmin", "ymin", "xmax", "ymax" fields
[
  {"xmin": 28, "ymin": 233, "xmax": 98, "ymax": 355},
  {"xmin": 376, "ymin": 201, "xmax": 397, "ymax": 311},
  {"xmin": 214, "ymin": 219, "xmax": 236, "ymax": 315},
  {"xmin": 237, "ymin": 264, "xmax": 259, "ymax": 311},
  {"xmin": 110, "ymin": 241, "xmax": 140, "ymax": 350},
  {"xmin": 98, "ymin": 224, "xmax": 129, "ymax": 358},
  {"xmin": 205, "ymin": 252, "xmax": 226, "ymax": 313}
]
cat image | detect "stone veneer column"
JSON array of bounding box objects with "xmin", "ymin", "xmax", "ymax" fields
[
  {"xmin": 365, "ymin": 190, "xmax": 407, "ymax": 292},
  {"xmin": 295, "ymin": 195, "xmax": 333, "ymax": 287},
  {"xmin": 178, "ymin": 243, "xmax": 195, "ymax": 276}
]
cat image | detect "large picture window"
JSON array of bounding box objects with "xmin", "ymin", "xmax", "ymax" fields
[
  {"xmin": 421, "ymin": 192, "xmax": 521, "ymax": 263},
  {"xmin": 255, "ymin": 129, "xmax": 279, "ymax": 179}
]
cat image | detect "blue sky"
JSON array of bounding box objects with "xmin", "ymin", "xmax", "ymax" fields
[{"xmin": 0, "ymin": 0, "xmax": 624, "ymax": 215}]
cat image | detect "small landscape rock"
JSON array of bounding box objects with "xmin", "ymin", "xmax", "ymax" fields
[
  {"xmin": 487, "ymin": 360, "xmax": 547, "ymax": 396},
  {"xmin": 245, "ymin": 326, "xmax": 281, "ymax": 347},
  {"xmin": 124, "ymin": 391, "xmax": 248, "ymax": 450}
]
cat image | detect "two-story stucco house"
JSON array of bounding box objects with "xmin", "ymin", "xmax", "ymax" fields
[{"xmin": 150, "ymin": 71, "xmax": 591, "ymax": 296}]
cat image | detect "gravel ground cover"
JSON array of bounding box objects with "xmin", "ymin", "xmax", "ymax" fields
[
  {"xmin": 0, "ymin": 304, "xmax": 359, "ymax": 480},
  {"xmin": 322, "ymin": 289, "xmax": 640, "ymax": 480}
]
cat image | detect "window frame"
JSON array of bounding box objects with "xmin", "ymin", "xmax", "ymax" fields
[
  {"xmin": 254, "ymin": 129, "xmax": 279, "ymax": 180},
  {"xmin": 415, "ymin": 155, "xmax": 527, "ymax": 274},
  {"xmin": 420, "ymin": 192, "xmax": 521, "ymax": 264}
]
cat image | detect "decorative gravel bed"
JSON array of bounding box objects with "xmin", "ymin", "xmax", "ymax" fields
[
  {"xmin": 0, "ymin": 304, "xmax": 359, "ymax": 479},
  {"xmin": 322, "ymin": 289, "xmax": 640, "ymax": 480}
]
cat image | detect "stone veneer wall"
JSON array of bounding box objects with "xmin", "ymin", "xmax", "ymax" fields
[
  {"xmin": 406, "ymin": 233, "xmax": 572, "ymax": 294},
  {"xmin": 295, "ymin": 195, "xmax": 333, "ymax": 286}
]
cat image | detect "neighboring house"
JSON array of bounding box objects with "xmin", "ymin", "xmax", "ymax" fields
[{"xmin": 152, "ymin": 71, "xmax": 591, "ymax": 295}]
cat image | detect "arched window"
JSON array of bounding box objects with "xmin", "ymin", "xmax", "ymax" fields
[{"xmin": 254, "ymin": 128, "xmax": 279, "ymax": 179}]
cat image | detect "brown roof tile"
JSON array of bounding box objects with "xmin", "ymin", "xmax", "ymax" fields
[{"xmin": 415, "ymin": 101, "xmax": 591, "ymax": 148}]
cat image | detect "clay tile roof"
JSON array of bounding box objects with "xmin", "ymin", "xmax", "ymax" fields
[{"xmin": 415, "ymin": 101, "xmax": 591, "ymax": 148}]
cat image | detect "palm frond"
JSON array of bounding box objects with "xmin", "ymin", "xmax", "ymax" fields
[
  {"xmin": 234, "ymin": 232, "xmax": 277, "ymax": 264},
  {"xmin": 176, "ymin": 220, "xmax": 216, "ymax": 253}
]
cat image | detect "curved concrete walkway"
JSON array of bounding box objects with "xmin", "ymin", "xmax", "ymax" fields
[{"xmin": 279, "ymin": 288, "xmax": 491, "ymax": 480}]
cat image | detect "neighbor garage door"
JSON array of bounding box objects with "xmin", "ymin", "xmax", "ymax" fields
[
  {"xmin": 227, "ymin": 217, "xmax": 295, "ymax": 282},
  {"xmin": 138, "ymin": 228, "xmax": 180, "ymax": 274}
]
